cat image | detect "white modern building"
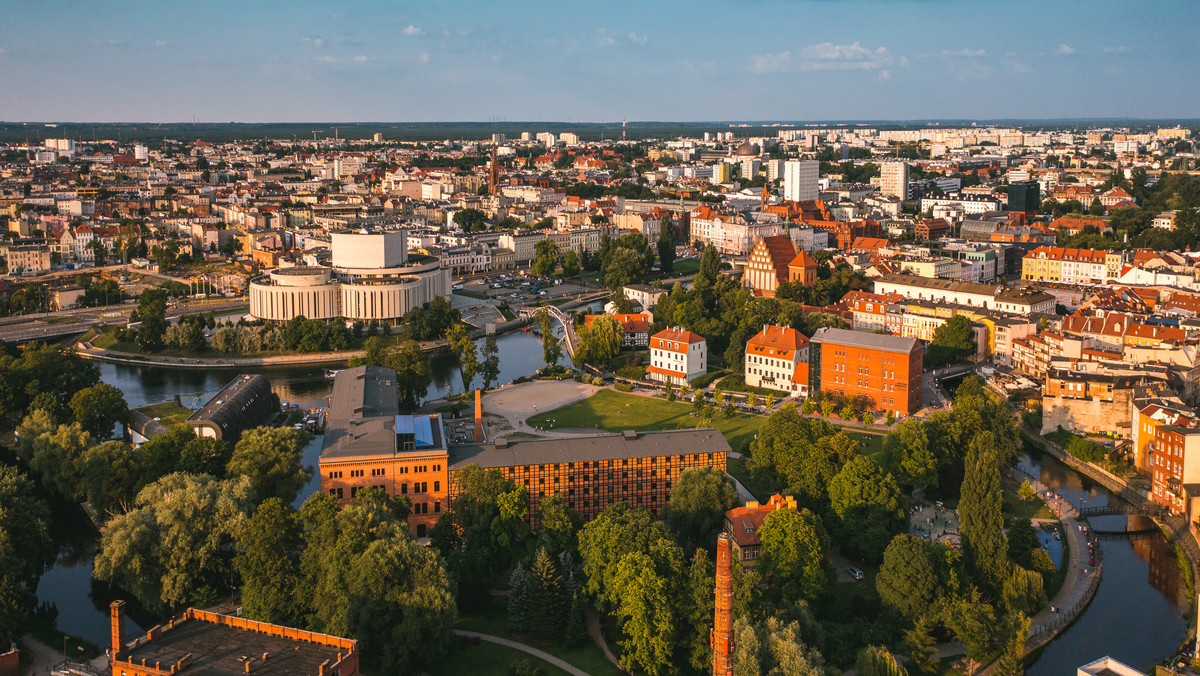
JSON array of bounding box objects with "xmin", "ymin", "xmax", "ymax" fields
[
  {"xmin": 783, "ymin": 160, "xmax": 819, "ymax": 202},
  {"xmin": 249, "ymin": 229, "xmax": 450, "ymax": 324},
  {"xmin": 880, "ymin": 162, "xmax": 909, "ymax": 200}
]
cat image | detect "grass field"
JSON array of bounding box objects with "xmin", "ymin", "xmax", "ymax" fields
[
  {"xmin": 134, "ymin": 402, "xmax": 193, "ymax": 426},
  {"xmin": 527, "ymin": 389, "xmax": 765, "ymax": 452},
  {"xmin": 455, "ymin": 596, "xmax": 622, "ymax": 676},
  {"xmin": 440, "ymin": 640, "xmax": 572, "ymax": 676},
  {"xmin": 40, "ymin": 315, "xmax": 84, "ymax": 324}
]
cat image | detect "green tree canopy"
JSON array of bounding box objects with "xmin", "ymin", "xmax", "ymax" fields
[
  {"xmin": 664, "ymin": 466, "xmax": 739, "ymax": 554},
  {"xmin": 876, "ymin": 534, "xmax": 937, "ymax": 619},
  {"xmin": 69, "ymin": 383, "xmax": 128, "ymax": 440},
  {"xmin": 0, "ymin": 466, "xmax": 53, "ymax": 645},
  {"xmin": 236, "ymin": 497, "xmax": 304, "ymax": 625},
  {"xmin": 757, "ymin": 507, "xmax": 830, "ymax": 602},
  {"xmin": 828, "ymin": 455, "xmax": 905, "ymax": 561},
  {"xmin": 227, "ymin": 426, "xmax": 313, "ymax": 504},
  {"xmin": 78, "ymin": 440, "xmax": 141, "ymax": 518},
  {"xmin": 960, "ymin": 432, "xmax": 1010, "ymax": 590}
]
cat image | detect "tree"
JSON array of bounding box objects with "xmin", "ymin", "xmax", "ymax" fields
[
  {"xmin": 1018, "ymin": 478, "xmax": 1036, "ymax": 501},
  {"xmin": 453, "ymin": 208, "xmax": 487, "ymax": 232},
  {"xmin": 996, "ymin": 612, "xmax": 1030, "ymax": 676},
  {"xmin": 960, "ymin": 432, "xmax": 1009, "ymax": 590},
  {"xmin": 576, "ymin": 502, "xmax": 683, "ymax": 613},
  {"xmin": 903, "ymin": 614, "xmax": 939, "ymax": 675},
  {"xmin": 928, "ymin": 316, "xmax": 976, "ymax": 368},
  {"xmin": 665, "ymin": 466, "xmax": 738, "ymax": 553},
  {"xmin": 178, "ymin": 436, "xmax": 233, "ymax": 477},
  {"xmin": 507, "ymin": 563, "xmax": 531, "ymax": 634},
  {"xmin": 136, "ymin": 289, "xmax": 168, "ymax": 352},
  {"xmin": 69, "ymin": 383, "xmax": 128, "ymax": 440},
  {"xmin": 536, "ymin": 493, "xmax": 581, "ymax": 559},
  {"xmin": 828, "ymin": 455, "xmax": 904, "ymax": 561},
  {"xmin": 446, "ymin": 323, "xmax": 479, "ymax": 393},
  {"xmin": 0, "ymin": 466, "xmax": 53, "ymax": 646},
  {"xmin": 657, "ymin": 218, "xmax": 677, "ymax": 273},
  {"xmin": 1089, "ymin": 197, "xmax": 1105, "ymax": 215},
  {"xmin": 343, "ymin": 534, "xmax": 457, "ymax": 673},
  {"xmin": 757, "ymin": 507, "xmax": 830, "ymax": 601},
  {"xmin": 944, "ymin": 589, "xmax": 998, "ymax": 671},
  {"xmin": 1006, "ymin": 517, "xmax": 1041, "ymax": 570},
  {"xmin": 135, "ymin": 426, "xmax": 195, "ymax": 482},
  {"xmin": 604, "ymin": 246, "xmax": 650, "ymax": 288},
  {"xmin": 856, "ymin": 645, "xmax": 908, "ymax": 676},
  {"xmin": 77, "ymin": 440, "xmax": 140, "ymax": 518},
  {"xmin": 1001, "ymin": 565, "xmax": 1046, "ymax": 616},
  {"xmin": 732, "ymin": 616, "xmax": 827, "ymax": 676},
  {"xmin": 560, "ymin": 249, "xmax": 581, "ymax": 277},
  {"xmin": 885, "ymin": 419, "xmax": 938, "ymax": 489},
  {"xmin": 226, "ymin": 426, "xmax": 314, "ymax": 504},
  {"xmin": 387, "ymin": 340, "xmax": 433, "ymax": 410},
  {"xmin": 575, "ymin": 314, "xmax": 623, "ymax": 366},
  {"xmin": 611, "ymin": 551, "xmax": 678, "ymax": 676},
  {"xmin": 87, "ymin": 239, "xmax": 108, "ymax": 266},
  {"xmin": 430, "ymin": 465, "xmax": 531, "ymax": 596},
  {"xmin": 94, "ymin": 473, "xmax": 254, "ymax": 612},
  {"xmin": 480, "ymin": 337, "xmax": 501, "ymax": 391},
  {"xmin": 876, "ymin": 534, "xmax": 937, "ymax": 619},
  {"xmin": 539, "ymin": 314, "xmax": 561, "ymax": 367},
  {"xmin": 236, "ymin": 497, "xmax": 304, "ymax": 625},
  {"xmin": 527, "ymin": 548, "xmax": 568, "ymax": 639},
  {"xmin": 531, "ymin": 239, "xmax": 561, "ymax": 278},
  {"xmin": 153, "ymin": 238, "xmax": 180, "ymax": 270},
  {"xmin": 26, "ymin": 422, "xmax": 92, "ymax": 497}
]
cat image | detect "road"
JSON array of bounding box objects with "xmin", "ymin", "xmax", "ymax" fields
[{"xmin": 0, "ymin": 298, "xmax": 250, "ymax": 343}]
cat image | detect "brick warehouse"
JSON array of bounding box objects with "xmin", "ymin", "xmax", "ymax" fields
[{"xmin": 320, "ymin": 367, "xmax": 730, "ymax": 534}]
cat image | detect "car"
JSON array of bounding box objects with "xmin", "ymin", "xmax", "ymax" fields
[
  {"xmin": 492, "ymin": 283, "xmax": 503, "ymax": 288},
  {"xmin": 847, "ymin": 567, "xmax": 865, "ymax": 580}
]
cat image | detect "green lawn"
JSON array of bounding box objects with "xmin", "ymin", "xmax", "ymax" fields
[
  {"xmin": 527, "ymin": 389, "xmax": 765, "ymax": 452},
  {"xmin": 456, "ymin": 596, "xmax": 622, "ymax": 676},
  {"xmin": 135, "ymin": 402, "xmax": 193, "ymax": 426},
  {"xmin": 440, "ymin": 640, "xmax": 572, "ymax": 676},
  {"xmin": 1000, "ymin": 474, "xmax": 1055, "ymax": 521},
  {"xmin": 40, "ymin": 315, "xmax": 84, "ymax": 324},
  {"xmin": 845, "ymin": 430, "xmax": 887, "ymax": 461}
]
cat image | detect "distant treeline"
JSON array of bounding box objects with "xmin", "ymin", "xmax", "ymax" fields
[{"xmin": 2, "ymin": 119, "xmax": 1197, "ymax": 145}]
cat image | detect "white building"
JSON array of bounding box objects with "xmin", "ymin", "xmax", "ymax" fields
[
  {"xmin": 880, "ymin": 162, "xmax": 909, "ymax": 200},
  {"xmin": 646, "ymin": 328, "xmax": 707, "ymax": 386},
  {"xmin": 744, "ymin": 325, "xmax": 810, "ymax": 396},
  {"xmin": 783, "ymin": 160, "xmax": 819, "ymax": 202}
]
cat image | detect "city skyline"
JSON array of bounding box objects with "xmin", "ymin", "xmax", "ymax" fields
[{"xmin": 1, "ymin": 0, "xmax": 1197, "ymax": 123}]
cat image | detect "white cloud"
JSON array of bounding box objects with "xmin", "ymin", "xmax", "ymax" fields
[
  {"xmin": 1103, "ymin": 45, "xmax": 1131, "ymax": 54},
  {"xmin": 596, "ymin": 29, "xmax": 616, "ymax": 47},
  {"xmin": 314, "ymin": 55, "xmax": 337, "ymax": 63},
  {"xmin": 353, "ymin": 55, "xmax": 368, "ymax": 63},
  {"xmin": 402, "ymin": 25, "xmax": 423, "ymax": 37},
  {"xmin": 418, "ymin": 53, "xmax": 430, "ymax": 64},
  {"xmin": 627, "ymin": 32, "xmax": 648, "ymax": 45},
  {"xmin": 751, "ymin": 51, "xmax": 792, "ymax": 73},
  {"xmin": 1056, "ymin": 43, "xmax": 1076, "ymax": 55},
  {"xmin": 153, "ymin": 40, "xmax": 168, "ymax": 48},
  {"xmin": 304, "ymin": 36, "xmax": 325, "ymax": 48},
  {"xmin": 753, "ymin": 41, "xmax": 897, "ymax": 73},
  {"xmin": 943, "ymin": 48, "xmax": 985, "ymax": 57},
  {"xmin": 878, "ymin": 70, "xmax": 891, "ymax": 81}
]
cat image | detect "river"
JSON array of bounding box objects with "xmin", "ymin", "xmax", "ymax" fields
[
  {"xmin": 35, "ymin": 329, "xmax": 551, "ymax": 647},
  {"xmin": 1020, "ymin": 446, "xmax": 1189, "ymax": 674}
]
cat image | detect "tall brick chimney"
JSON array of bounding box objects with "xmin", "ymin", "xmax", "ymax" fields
[
  {"xmin": 110, "ymin": 601, "xmax": 126, "ymax": 660},
  {"xmin": 473, "ymin": 389, "xmax": 484, "ymax": 443},
  {"xmin": 711, "ymin": 533, "xmax": 734, "ymax": 676}
]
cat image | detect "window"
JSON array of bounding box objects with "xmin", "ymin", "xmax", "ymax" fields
[
  {"xmin": 434, "ymin": 481, "xmax": 440, "ymax": 492},
  {"xmin": 400, "ymin": 483, "xmax": 408, "ymax": 494}
]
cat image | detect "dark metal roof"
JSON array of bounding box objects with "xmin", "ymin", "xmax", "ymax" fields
[
  {"xmin": 320, "ymin": 365, "xmax": 444, "ymax": 459},
  {"xmin": 186, "ymin": 374, "xmax": 274, "ymax": 441},
  {"xmin": 811, "ymin": 327, "xmax": 922, "ymax": 355},
  {"xmin": 448, "ymin": 428, "xmax": 730, "ymax": 470}
]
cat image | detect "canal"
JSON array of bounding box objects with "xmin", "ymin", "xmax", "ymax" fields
[
  {"xmin": 1020, "ymin": 446, "xmax": 1189, "ymax": 674},
  {"xmin": 35, "ymin": 329, "xmax": 551, "ymax": 647}
]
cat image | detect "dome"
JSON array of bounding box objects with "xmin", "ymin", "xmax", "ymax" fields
[{"xmin": 736, "ymin": 141, "xmax": 759, "ymax": 157}]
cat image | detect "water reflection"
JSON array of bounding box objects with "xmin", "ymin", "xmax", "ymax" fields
[{"xmin": 1022, "ymin": 446, "xmax": 1187, "ymax": 674}]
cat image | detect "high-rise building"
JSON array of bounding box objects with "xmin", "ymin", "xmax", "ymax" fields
[
  {"xmin": 783, "ymin": 160, "xmax": 818, "ymax": 202},
  {"xmin": 133, "ymin": 144, "xmax": 148, "ymax": 161},
  {"xmin": 559, "ymin": 132, "xmax": 579, "ymax": 146},
  {"xmin": 1008, "ymin": 180, "xmax": 1041, "ymax": 216},
  {"xmin": 881, "ymin": 162, "xmax": 909, "ymax": 200},
  {"xmin": 491, "ymin": 133, "xmax": 506, "ymax": 145}
]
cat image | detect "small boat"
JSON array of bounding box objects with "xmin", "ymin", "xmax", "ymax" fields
[{"xmin": 324, "ymin": 369, "xmax": 343, "ymax": 379}]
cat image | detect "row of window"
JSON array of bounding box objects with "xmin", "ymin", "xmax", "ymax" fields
[{"xmin": 326, "ymin": 463, "xmax": 443, "ymax": 480}]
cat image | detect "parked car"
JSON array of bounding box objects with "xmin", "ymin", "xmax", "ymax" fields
[{"xmin": 847, "ymin": 567, "xmax": 865, "ymax": 580}]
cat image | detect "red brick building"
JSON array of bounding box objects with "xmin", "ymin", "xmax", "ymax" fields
[{"xmin": 809, "ymin": 327, "xmax": 924, "ymax": 416}]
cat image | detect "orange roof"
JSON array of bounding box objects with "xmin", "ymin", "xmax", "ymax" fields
[
  {"xmin": 646, "ymin": 364, "xmax": 688, "ymax": 378},
  {"xmin": 787, "ymin": 250, "xmax": 817, "ymax": 269},
  {"xmin": 724, "ymin": 494, "xmax": 797, "ymax": 548},
  {"xmin": 746, "ymin": 325, "xmax": 808, "ymax": 361},
  {"xmin": 583, "ymin": 313, "xmax": 652, "ymax": 334},
  {"xmin": 651, "ymin": 328, "xmax": 705, "ymax": 352}
]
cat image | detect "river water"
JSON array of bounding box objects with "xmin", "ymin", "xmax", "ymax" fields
[
  {"xmin": 35, "ymin": 329, "xmax": 550, "ymax": 647},
  {"xmin": 1020, "ymin": 447, "xmax": 1188, "ymax": 674}
]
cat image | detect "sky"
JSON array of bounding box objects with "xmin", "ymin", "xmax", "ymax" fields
[{"xmin": 1, "ymin": 0, "xmax": 1197, "ymax": 123}]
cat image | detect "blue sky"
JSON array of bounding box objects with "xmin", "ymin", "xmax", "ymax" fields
[{"xmin": 1, "ymin": 0, "xmax": 1196, "ymax": 123}]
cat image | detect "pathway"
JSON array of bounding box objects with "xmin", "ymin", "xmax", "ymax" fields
[
  {"xmin": 453, "ymin": 630, "xmax": 591, "ymax": 676},
  {"xmin": 584, "ymin": 607, "xmax": 622, "ymax": 671}
]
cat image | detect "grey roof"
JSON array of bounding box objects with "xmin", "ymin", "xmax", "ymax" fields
[
  {"xmin": 186, "ymin": 374, "xmax": 274, "ymax": 441},
  {"xmin": 876, "ymin": 273, "xmax": 1001, "ymax": 297},
  {"xmin": 448, "ymin": 428, "xmax": 731, "ymax": 471},
  {"xmin": 811, "ymin": 327, "xmax": 922, "ymax": 354},
  {"xmin": 321, "ymin": 365, "xmax": 444, "ymax": 460}
]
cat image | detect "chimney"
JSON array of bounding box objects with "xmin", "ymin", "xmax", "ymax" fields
[
  {"xmin": 474, "ymin": 389, "xmax": 484, "ymax": 443},
  {"xmin": 711, "ymin": 533, "xmax": 734, "ymax": 676},
  {"xmin": 110, "ymin": 601, "xmax": 126, "ymax": 661}
]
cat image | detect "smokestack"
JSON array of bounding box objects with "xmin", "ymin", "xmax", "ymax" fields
[
  {"xmin": 110, "ymin": 601, "xmax": 126, "ymax": 660},
  {"xmin": 474, "ymin": 389, "xmax": 484, "ymax": 443},
  {"xmin": 711, "ymin": 533, "xmax": 734, "ymax": 676}
]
